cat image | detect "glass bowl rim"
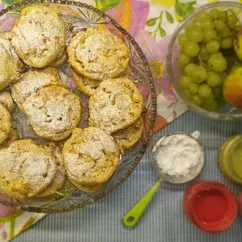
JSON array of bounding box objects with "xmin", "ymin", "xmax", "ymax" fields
[
  {"xmin": 0, "ymin": 0, "xmax": 157, "ymax": 213},
  {"xmin": 167, "ymin": 1, "xmax": 242, "ymax": 120}
]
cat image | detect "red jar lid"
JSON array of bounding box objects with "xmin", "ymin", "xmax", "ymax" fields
[{"xmin": 183, "ymin": 181, "xmax": 237, "ymax": 233}]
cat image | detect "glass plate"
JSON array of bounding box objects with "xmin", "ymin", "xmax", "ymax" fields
[{"xmin": 0, "ymin": 0, "xmax": 157, "ymax": 213}]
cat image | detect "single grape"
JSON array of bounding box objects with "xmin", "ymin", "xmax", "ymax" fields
[
  {"xmin": 183, "ymin": 41, "xmax": 200, "ymax": 57},
  {"xmin": 198, "ymin": 45, "xmax": 210, "ymax": 60},
  {"xmin": 206, "ymin": 40, "xmax": 220, "ymax": 53},
  {"xmin": 185, "ymin": 23, "xmax": 196, "ymax": 34},
  {"xmin": 227, "ymin": 14, "xmax": 238, "ymax": 28},
  {"xmin": 206, "ymin": 71, "xmax": 222, "ymax": 87},
  {"xmin": 200, "ymin": 19, "xmax": 214, "ymax": 30},
  {"xmin": 192, "ymin": 66, "xmax": 207, "ymax": 83},
  {"xmin": 179, "ymin": 76, "xmax": 192, "ymax": 89},
  {"xmin": 202, "ymin": 99, "xmax": 218, "ymax": 111},
  {"xmin": 210, "ymin": 9, "xmax": 220, "ymax": 20},
  {"xmin": 203, "ymin": 29, "xmax": 217, "ymax": 42},
  {"xmin": 184, "ymin": 63, "xmax": 197, "ymax": 76},
  {"xmin": 198, "ymin": 84, "xmax": 212, "ymax": 99},
  {"xmin": 196, "ymin": 12, "xmax": 212, "ymax": 22},
  {"xmin": 218, "ymin": 11, "xmax": 227, "ymax": 21},
  {"xmin": 208, "ymin": 55, "xmax": 227, "ymax": 72},
  {"xmin": 211, "ymin": 52, "xmax": 223, "ymax": 58},
  {"xmin": 187, "ymin": 28, "xmax": 203, "ymax": 42},
  {"xmin": 220, "ymin": 38, "xmax": 233, "ymax": 49},
  {"xmin": 214, "ymin": 20, "xmax": 227, "ymax": 32},
  {"xmin": 184, "ymin": 89, "xmax": 192, "ymax": 99},
  {"xmin": 178, "ymin": 33, "xmax": 189, "ymax": 47},
  {"xmin": 220, "ymin": 27, "xmax": 232, "ymax": 38},
  {"xmin": 215, "ymin": 35, "xmax": 222, "ymax": 44},
  {"xmin": 212, "ymin": 87, "xmax": 222, "ymax": 99},
  {"xmin": 178, "ymin": 53, "xmax": 191, "ymax": 67},
  {"xmin": 192, "ymin": 95, "xmax": 203, "ymax": 106},
  {"xmin": 189, "ymin": 83, "xmax": 199, "ymax": 94}
]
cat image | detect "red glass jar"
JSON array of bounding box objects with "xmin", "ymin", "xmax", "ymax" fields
[{"xmin": 183, "ymin": 181, "xmax": 237, "ymax": 233}]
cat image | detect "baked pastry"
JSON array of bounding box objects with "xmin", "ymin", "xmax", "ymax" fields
[
  {"xmin": 37, "ymin": 142, "xmax": 66, "ymax": 197},
  {"xmin": 0, "ymin": 91, "xmax": 14, "ymax": 113},
  {"xmin": 11, "ymin": 67, "xmax": 62, "ymax": 112},
  {"xmin": 73, "ymin": 66, "xmax": 131, "ymax": 96},
  {"xmin": 50, "ymin": 49, "xmax": 67, "ymax": 67},
  {"xmin": 71, "ymin": 180, "xmax": 104, "ymax": 193},
  {"xmin": 112, "ymin": 118, "xmax": 144, "ymax": 153},
  {"xmin": 0, "ymin": 103, "xmax": 11, "ymax": 146},
  {"xmin": 63, "ymin": 127, "xmax": 120, "ymax": 186},
  {"xmin": 89, "ymin": 78, "xmax": 144, "ymax": 133},
  {"xmin": 23, "ymin": 85, "xmax": 81, "ymax": 141},
  {"xmin": 68, "ymin": 26, "xmax": 130, "ymax": 80},
  {"xmin": 0, "ymin": 129, "xmax": 19, "ymax": 148},
  {"xmin": 0, "ymin": 140, "xmax": 57, "ymax": 200},
  {"xmin": 11, "ymin": 5, "xmax": 66, "ymax": 68},
  {"xmin": 0, "ymin": 32, "xmax": 23, "ymax": 90}
]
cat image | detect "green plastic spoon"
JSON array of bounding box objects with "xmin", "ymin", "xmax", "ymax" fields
[{"xmin": 122, "ymin": 132, "xmax": 204, "ymax": 229}]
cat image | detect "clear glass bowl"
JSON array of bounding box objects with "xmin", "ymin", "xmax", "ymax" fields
[
  {"xmin": 167, "ymin": 2, "xmax": 242, "ymax": 120},
  {"xmin": 0, "ymin": 0, "xmax": 157, "ymax": 212}
]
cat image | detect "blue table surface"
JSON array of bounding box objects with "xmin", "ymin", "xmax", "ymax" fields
[{"xmin": 14, "ymin": 111, "xmax": 242, "ymax": 242}]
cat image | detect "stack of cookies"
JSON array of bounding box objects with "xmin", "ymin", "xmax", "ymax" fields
[{"xmin": 0, "ymin": 5, "xmax": 145, "ymax": 199}]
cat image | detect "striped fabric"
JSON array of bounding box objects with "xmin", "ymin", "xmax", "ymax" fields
[{"xmin": 14, "ymin": 111, "xmax": 242, "ymax": 242}]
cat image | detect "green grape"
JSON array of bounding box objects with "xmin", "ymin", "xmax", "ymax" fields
[
  {"xmin": 187, "ymin": 28, "xmax": 203, "ymax": 42},
  {"xmin": 215, "ymin": 35, "xmax": 222, "ymax": 43},
  {"xmin": 206, "ymin": 71, "xmax": 222, "ymax": 87},
  {"xmin": 198, "ymin": 84, "xmax": 212, "ymax": 99},
  {"xmin": 200, "ymin": 19, "xmax": 214, "ymax": 30},
  {"xmin": 227, "ymin": 14, "xmax": 238, "ymax": 28},
  {"xmin": 214, "ymin": 20, "xmax": 227, "ymax": 32},
  {"xmin": 220, "ymin": 27, "xmax": 232, "ymax": 38},
  {"xmin": 220, "ymin": 38, "xmax": 233, "ymax": 49},
  {"xmin": 198, "ymin": 45, "xmax": 210, "ymax": 60},
  {"xmin": 184, "ymin": 63, "xmax": 197, "ymax": 76},
  {"xmin": 184, "ymin": 89, "xmax": 192, "ymax": 99},
  {"xmin": 178, "ymin": 33, "xmax": 189, "ymax": 47},
  {"xmin": 196, "ymin": 12, "xmax": 212, "ymax": 22},
  {"xmin": 179, "ymin": 76, "xmax": 192, "ymax": 89},
  {"xmin": 218, "ymin": 11, "xmax": 227, "ymax": 21},
  {"xmin": 206, "ymin": 40, "xmax": 220, "ymax": 53},
  {"xmin": 210, "ymin": 9, "xmax": 220, "ymax": 20},
  {"xmin": 192, "ymin": 95, "xmax": 203, "ymax": 106},
  {"xmin": 183, "ymin": 41, "xmax": 200, "ymax": 57},
  {"xmin": 178, "ymin": 53, "xmax": 190, "ymax": 67},
  {"xmin": 185, "ymin": 23, "xmax": 195, "ymax": 34},
  {"xmin": 211, "ymin": 52, "xmax": 222, "ymax": 58},
  {"xmin": 208, "ymin": 55, "xmax": 227, "ymax": 72},
  {"xmin": 212, "ymin": 87, "xmax": 223, "ymax": 99},
  {"xmin": 189, "ymin": 83, "xmax": 199, "ymax": 94},
  {"xmin": 203, "ymin": 29, "xmax": 217, "ymax": 42},
  {"xmin": 192, "ymin": 66, "xmax": 207, "ymax": 83},
  {"xmin": 202, "ymin": 99, "xmax": 218, "ymax": 111}
]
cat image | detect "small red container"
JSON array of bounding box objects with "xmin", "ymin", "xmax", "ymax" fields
[{"xmin": 183, "ymin": 181, "xmax": 237, "ymax": 233}]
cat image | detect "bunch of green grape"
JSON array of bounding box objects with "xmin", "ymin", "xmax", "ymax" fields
[{"xmin": 177, "ymin": 8, "xmax": 240, "ymax": 112}]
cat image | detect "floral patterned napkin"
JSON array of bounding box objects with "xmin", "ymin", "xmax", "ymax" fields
[{"xmin": 0, "ymin": 0, "xmax": 240, "ymax": 241}]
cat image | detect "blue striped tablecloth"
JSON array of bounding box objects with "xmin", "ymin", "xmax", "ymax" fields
[{"xmin": 13, "ymin": 111, "xmax": 242, "ymax": 242}]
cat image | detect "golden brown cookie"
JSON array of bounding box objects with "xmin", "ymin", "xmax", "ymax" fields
[
  {"xmin": 37, "ymin": 142, "xmax": 66, "ymax": 197},
  {"xmin": 89, "ymin": 78, "xmax": 144, "ymax": 134},
  {"xmin": 0, "ymin": 32, "xmax": 22, "ymax": 90},
  {"xmin": 0, "ymin": 91, "xmax": 14, "ymax": 113},
  {"xmin": 0, "ymin": 103, "xmax": 11, "ymax": 146},
  {"xmin": 0, "ymin": 129, "xmax": 19, "ymax": 148},
  {"xmin": 11, "ymin": 67, "xmax": 62, "ymax": 112},
  {"xmin": 49, "ymin": 49, "xmax": 67, "ymax": 67},
  {"xmin": 23, "ymin": 85, "xmax": 81, "ymax": 141},
  {"xmin": 112, "ymin": 118, "xmax": 144, "ymax": 153},
  {"xmin": 68, "ymin": 26, "xmax": 130, "ymax": 80},
  {"xmin": 71, "ymin": 179, "xmax": 103, "ymax": 193},
  {"xmin": 0, "ymin": 140, "xmax": 57, "ymax": 200},
  {"xmin": 63, "ymin": 127, "xmax": 120, "ymax": 186},
  {"xmin": 11, "ymin": 5, "xmax": 66, "ymax": 68}
]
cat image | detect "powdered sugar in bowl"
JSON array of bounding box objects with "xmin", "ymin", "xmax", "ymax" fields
[{"xmin": 152, "ymin": 132, "xmax": 205, "ymax": 184}]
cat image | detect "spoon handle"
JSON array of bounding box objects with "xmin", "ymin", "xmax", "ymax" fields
[{"xmin": 123, "ymin": 181, "xmax": 161, "ymax": 228}]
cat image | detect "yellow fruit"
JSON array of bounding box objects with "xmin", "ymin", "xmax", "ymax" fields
[
  {"xmin": 150, "ymin": 0, "xmax": 175, "ymax": 7},
  {"xmin": 224, "ymin": 67, "xmax": 242, "ymax": 109}
]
